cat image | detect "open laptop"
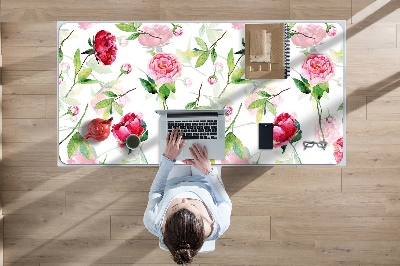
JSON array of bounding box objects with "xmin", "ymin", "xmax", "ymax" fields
[{"xmin": 155, "ymin": 109, "xmax": 227, "ymax": 160}]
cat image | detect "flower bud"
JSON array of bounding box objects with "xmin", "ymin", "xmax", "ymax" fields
[
  {"xmin": 184, "ymin": 78, "xmax": 193, "ymax": 87},
  {"xmin": 207, "ymin": 75, "xmax": 217, "ymax": 85},
  {"xmin": 121, "ymin": 63, "xmax": 132, "ymax": 74},
  {"xmin": 173, "ymin": 26, "xmax": 183, "ymax": 37}
]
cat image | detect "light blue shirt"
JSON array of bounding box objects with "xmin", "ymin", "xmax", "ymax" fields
[{"xmin": 144, "ymin": 155, "xmax": 232, "ymax": 241}]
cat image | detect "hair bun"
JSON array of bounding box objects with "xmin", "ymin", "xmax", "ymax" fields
[
  {"xmin": 179, "ymin": 242, "xmax": 191, "ymax": 250},
  {"xmin": 174, "ymin": 248, "xmax": 193, "ymax": 264}
]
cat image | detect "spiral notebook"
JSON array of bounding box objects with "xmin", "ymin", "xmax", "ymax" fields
[{"xmin": 245, "ymin": 23, "xmax": 290, "ymax": 79}]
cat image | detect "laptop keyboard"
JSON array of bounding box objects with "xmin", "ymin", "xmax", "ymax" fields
[{"xmin": 168, "ymin": 120, "xmax": 218, "ymax": 139}]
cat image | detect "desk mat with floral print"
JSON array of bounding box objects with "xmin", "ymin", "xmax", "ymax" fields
[{"xmin": 58, "ymin": 22, "xmax": 345, "ymax": 165}]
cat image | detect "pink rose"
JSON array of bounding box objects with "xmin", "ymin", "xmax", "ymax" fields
[
  {"xmin": 231, "ymin": 23, "xmax": 245, "ymax": 30},
  {"xmin": 207, "ymin": 75, "xmax": 217, "ymax": 85},
  {"xmin": 148, "ymin": 53, "xmax": 182, "ymax": 85},
  {"xmin": 273, "ymin": 113, "xmax": 298, "ymax": 148},
  {"xmin": 78, "ymin": 23, "xmax": 94, "ymax": 30},
  {"xmin": 173, "ymin": 26, "xmax": 183, "ymax": 36},
  {"xmin": 222, "ymin": 152, "xmax": 252, "ymax": 164},
  {"xmin": 327, "ymin": 26, "xmax": 337, "ymax": 37},
  {"xmin": 94, "ymin": 30, "xmax": 118, "ymax": 65},
  {"xmin": 69, "ymin": 105, "xmax": 79, "ymax": 116},
  {"xmin": 333, "ymin": 137, "xmax": 343, "ymax": 163},
  {"xmin": 315, "ymin": 114, "xmax": 343, "ymax": 145},
  {"xmin": 184, "ymin": 78, "xmax": 193, "ymax": 87},
  {"xmin": 60, "ymin": 61, "xmax": 70, "ymax": 72},
  {"xmin": 214, "ymin": 62, "xmax": 223, "ymax": 72},
  {"xmin": 112, "ymin": 112, "xmax": 146, "ymax": 147},
  {"xmin": 291, "ymin": 24, "xmax": 326, "ymax": 47},
  {"xmin": 121, "ymin": 63, "xmax": 132, "ymax": 74},
  {"xmin": 67, "ymin": 153, "xmax": 98, "ymax": 164},
  {"xmin": 91, "ymin": 86, "xmax": 130, "ymax": 115},
  {"xmin": 225, "ymin": 106, "xmax": 233, "ymax": 122},
  {"xmin": 119, "ymin": 36, "xmax": 129, "ymax": 47},
  {"xmin": 301, "ymin": 53, "xmax": 335, "ymax": 85},
  {"xmin": 138, "ymin": 24, "xmax": 173, "ymax": 47}
]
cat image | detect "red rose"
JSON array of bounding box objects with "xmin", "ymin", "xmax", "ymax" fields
[
  {"xmin": 333, "ymin": 137, "xmax": 343, "ymax": 163},
  {"xmin": 112, "ymin": 112, "xmax": 145, "ymax": 147},
  {"xmin": 273, "ymin": 113, "xmax": 298, "ymax": 147},
  {"xmin": 94, "ymin": 30, "xmax": 118, "ymax": 65}
]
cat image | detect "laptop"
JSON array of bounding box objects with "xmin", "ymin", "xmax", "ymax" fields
[{"xmin": 155, "ymin": 109, "xmax": 227, "ymax": 160}]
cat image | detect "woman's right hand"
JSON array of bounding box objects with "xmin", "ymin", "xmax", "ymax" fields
[{"xmin": 183, "ymin": 144, "xmax": 212, "ymax": 175}]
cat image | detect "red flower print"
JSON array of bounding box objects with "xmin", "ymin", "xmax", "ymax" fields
[
  {"xmin": 94, "ymin": 30, "xmax": 118, "ymax": 65},
  {"xmin": 273, "ymin": 113, "xmax": 298, "ymax": 148},
  {"xmin": 112, "ymin": 112, "xmax": 146, "ymax": 147}
]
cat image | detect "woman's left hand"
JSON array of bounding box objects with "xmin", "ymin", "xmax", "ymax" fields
[{"xmin": 164, "ymin": 127, "xmax": 186, "ymax": 161}]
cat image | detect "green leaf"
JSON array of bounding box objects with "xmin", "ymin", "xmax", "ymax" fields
[
  {"xmin": 79, "ymin": 138, "xmax": 92, "ymax": 159},
  {"xmin": 86, "ymin": 57, "xmax": 112, "ymax": 74},
  {"xmin": 165, "ymin": 82, "xmax": 176, "ymax": 93},
  {"xmin": 337, "ymin": 103, "xmax": 343, "ymax": 111},
  {"xmin": 257, "ymin": 91, "xmax": 271, "ymax": 98},
  {"xmin": 140, "ymin": 130, "xmax": 148, "ymax": 142},
  {"xmin": 233, "ymin": 137, "xmax": 246, "ymax": 159},
  {"xmin": 112, "ymin": 101, "xmax": 123, "ymax": 116},
  {"xmin": 195, "ymin": 50, "xmax": 210, "ymax": 68},
  {"xmin": 175, "ymin": 49, "xmax": 191, "ymax": 64},
  {"xmin": 231, "ymin": 79, "xmax": 253, "ymax": 84},
  {"xmin": 147, "ymin": 75, "xmax": 156, "ymax": 85},
  {"xmin": 81, "ymin": 48, "xmax": 95, "ymax": 55},
  {"xmin": 116, "ymin": 23, "xmax": 137, "ymax": 32},
  {"xmin": 73, "ymin": 48, "xmax": 81, "ymax": 76},
  {"xmin": 231, "ymin": 68, "xmax": 245, "ymax": 82},
  {"xmin": 67, "ymin": 132, "xmax": 83, "ymax": 159},
  {"xmin": 181, "ymin": 50, "xmax": 203, "ymax": 58},
  {"xmin": 227, "ymin": 48, "xmax": 234, "ymax": 75},
  {"xmin": 318, "ymin": 82, "xmax": 330, "ymax": 93},
  {"xmin": 290, "ymin": 129, "xmax": 302, "ymax": 144},
  {"xmin": 140, "ymin": 78, "xmax": 157, "ymax": 94},
  {"xmin": 312, "ymin": 84, "xmax": 326, "ymax": 99},
  {"xmin": 94, "ymin": 98, "xmax": 113, "ymax": 109},
  {"xmin": 199, "ymin": 24, "xmax": 205, "ymax": 37},
  {"xmin": 234, "ymin": 49, "xmax": 245, "ymax": 55},
  {"xmin": 293, "ymin": 78, "xmax": 311, "ymax": 94},
  {"xmin": 256, "ymin": 107, "xmax": 264, "ymax": 124},
  {"xmin": 59, "ymin": 47, "xmax": 63, "ymax": 62},
  {"xmin": 211, "ymin": 48, "xmax": 217, "ymax": 63},
  {"xmin": 225, "ymin": 132, "xmax": 235, "ymax": 155},
  {"xmin": 185, "ymin": 101, "xmax": 196, "ymax": 109},
  {"xmin": 102, "ymin": 104, "xmax": 111, "ymax": 120},
  {"xmin": 103, "ymin": 91, "xmax": 118, "ymax": 98},
  {"xmin": 134, "ymin": 22, "xmax": 142, "ymax": 29},
  {"xmin": 195, "ymin": 37, "xmax": 208, "ymax": 50},
  {"xmin": 206, "ymin": 28, "xmax": 216, "ymax": 44},
  {"xmin": 78, "ymin": 68, "xmax": 91, "ymax": 82},
  {"xmin": 300, "ymin": 75, "xmax": 309, "ymax": 85},
  {"xmin": 79, "ymin": 79, "xmax": 100, "ymax": 84},
  {"xmin": 127, "ymin": 32, "xmax": 141, "ymax": 40},
  {"xmin": 281, "ymin": 144, "xmax": 287, "ymax": 154},
  {"xmin": 159, "ymin": 84, "xmax": 171, "ymax": 99},
  {"xmin": 88, "ymin": 38, "xmax": 92, "ymax": 47},
  {"xmin": 248, "ymin": 98, "xmax": 268, "ymax": 109},
  {"xmin": 266, "ymin": 101, "xmax": 277, "ymax": 116},
  {"xmin": 242, "ymin": 37, "xmax": 245, "ymax": 47}
]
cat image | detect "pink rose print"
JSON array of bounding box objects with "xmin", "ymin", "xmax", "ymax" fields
[
  {"xmin": 184, "ymin": 78, "xmax": 193, "ymax": 87},
  {"xmin": 148, "ymin": 52, "xmax": 182, "ymax": 85},
  {"xmin": 60, "ymin": 61, "xmax": 70, "ymax": 72},
  {"xmin": 173, "ymin": 26, "xmax": 183, "ymax": 36},
  {"xmin": 273, "ymin": 113, "xmax": 298, "ymax": 148},
  {"xmin": 301, "ymin": 53, "xmax": 335, "ymax": 85},
  {"xmin": 118, "ymin": 36, "xmax": 129, "ymax": 47},
  {"xmin": 67, "ymin": 153, "xmax": 99, "ymax": 164},
  {"xmin": 78, "ymin": 23, "xmax": 94, "ymax": 30},
  {"xmin": 208, "ymin": 75, "xmax": 217, "ymax": 85},
  {"xmin": 333, "ymin": 137, "xmax": 343, "ymax": 163},
  {"xmin": 225, "ymin": 105, "xmax": 233, "ymax": 122},
  {"xmin": 315, "ymin": 114, "xmax": 343, "ymax": 145},
  {"xmin": 91, "ymin": 87, "xmax": 130, "ymax": 115},
  {"xmin": 138, "ymin": 24, "xmax": 173, "ymax": 47},
  {"xmin": 245, "ymin": 87, "xmax": 284, "ymax": 115},
  {"xmin": 222, "ymin": 151, "xmax": 252, "ymax": 164},
  {"xmin": 231, "ymin": 23, "xmax": 245, "ymax": 30},
  {"xmin": 69, "ymin": 105, "xmax": 79, "ymax": 116},
  {"xmin": 121, "ymin": 63, "xmax": 132, "ymax": 74},
  {"xmin": 214, "ymin": 62, "xmax": 223, "ymax": 72},
  {"xmin": 112, "ymin": 112, "xmax": 146, "ymax": 147},
  {"xmin": 94, "ymin": 30, "xmax": 118, "ymax": 65},
  {"xmin": 291, "ymin": 24, "xmax": 326, "ymax": 47},
  {"xmin": 327, "ymin": 26, "xmax": 337, "ymax": 37}
]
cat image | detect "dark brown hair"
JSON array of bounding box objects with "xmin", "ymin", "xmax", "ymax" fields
[{"xmin": 163, "ymin": 208, "xmax": 206, "ymax": 264}]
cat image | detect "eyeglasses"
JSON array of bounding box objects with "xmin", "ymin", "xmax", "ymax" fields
[{"xmin": 303, "ymin": 141, "xmax": 327, "ymax": 150}]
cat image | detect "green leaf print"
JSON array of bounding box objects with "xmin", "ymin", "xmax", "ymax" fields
[
  {"xmin": 73, "ymin": 48, "xmax": 81, "ymax": 75},
  {"xmin": 95, "ymin": 98, "xmax": 113, "ymax": 109},
  {"xmin": 140, "ymin": 130, "xmax": 149, "ymax": 142},
  {"xmin": 227, "ymin": 49, "xmax": 234, "ymax": 75},
  {"xmin": 116, "ymin": 23, "xmax": 138, "ymax": 32},
  {"xmin": 127, "ymin": 32, "xmax": 141, "ymax": 40},
  {"xmin": 256, "ymin": 91, "xmax": 271, "ymax": 98},
  {"xmin": 159, "ymin": 84, "xmax": 171, "ymax": 99},
  {"xmin": 266, "ymin": 101, "xmax": 277, "ymax": 116},
  {"xmin": 78, "ymin": 68, "xmax": 91, "ymax": 82},
  {"xmin": 225, "ymin": 132, "xmax": 235, "ymax": 155},
  {"xmin": 112, "ymin": 101, "xmax": 123, "ymax": 116},
  {"xmin": 185, "ymin": 102, "xmax": 196, "ymax": 109},
  {"xmin": 80, "ymin": 138, "xmax": 92, "ymax": 159},
  {"xmin": 248, "ymin": 98, "xmax": 268, "ymax": 109},
  {"xmin": 165, "ymin": 82, "xmax": 176, "ymax": 93},
  {"xmin": 140, "ymin": 78, "xmax": 157, "ymax": 94},
  {"xmin": 233, "ymin": 137, "xmax": 245, "ymax": 159},
  {"xmin": 59, "ymin": 47, "xmax": 63, "ymax": 62},
  {"xmin": 230, "ymin": 68, "xmax": 245, "ymax": 82},
  {"xmin": 67, "ymin": 132, "xmax": 83, "ymax": 158},
  {"xmin": 293, "ymin": 78, "xmax": 311, "ymax": 94},
  {"xmin": 211, "ymin": 48, "xmax": 217, "ymax": 63},
  {"xmin": 103, "ymin": 91, "xmax": 118, "ymax": 98},
  {"xmin": 195, "ymin": 50, "xmax": 210, "ymax": 68},
  {"xmin": 195, "ymin": 37, "xmax": 208, "ymax": 50}
]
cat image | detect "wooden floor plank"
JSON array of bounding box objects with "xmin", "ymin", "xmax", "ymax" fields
[
  {"xmin": 2, "ymin": 70, "xmax": 56, "ymax": 95},
  {"xmin": 346, "ymin": 143, "xmax": 400, "ymax": 168},
  {"xmin": 367, "ymin": 96, "xmax": 400, "ymax": 120},
  {"xmin": 272, "ymin": 216, "xmax": 400, "ymax": 241},
  {"xmin": 2, "ymin": 142, "xmax": 57, "ymax": 167},
  {"xmin": 2, "ymin": 95, "xmax": 47, "ymax": 119},
  {"xmin": 2, "ymin": 191, "xmax": 65, "ymax": 215},
  {"xmin": 343, "ymin": 168, "xmax": 400, "ymax": 193},
  {"xmin": 386, "ymin": 194, "xmax": 400, "ymax": 216},
  {"xmin": 1, "ymin": 23, "xmax": 56, "ymax": 46},
  {"xmin": 346, "ymin": 96, "xmax": 366, "ymax": 120},
  {"xmin": 160, "ymin": 0, "xmax": 290, "ymax": 20},
  {"xmin": 316, "ymin": 240, "xmax": 400, "ymax": 264},
  {"xmin": 2, "ymin": 119, "xmax": 56, "ymax": 143},
  {"xmin": 290, "ymin": 0, "xmax": 351, "ymax": 20},
  {"xmin": 4, "ymin": 214, "xmax": 110, "ymax": 240},
  {"xmin": 346, "ymin": 120, "xmax": 400, "ymax": 144}
]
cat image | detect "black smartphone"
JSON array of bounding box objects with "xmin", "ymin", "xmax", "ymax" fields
[{"xmin": 259, "ymin": 123, "xmax": 273, "ymax": 149}]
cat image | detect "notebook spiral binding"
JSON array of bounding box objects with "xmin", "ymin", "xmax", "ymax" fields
[{"xmin": 284, "ymin": 23, "xmax": 291, "ymax": 79}]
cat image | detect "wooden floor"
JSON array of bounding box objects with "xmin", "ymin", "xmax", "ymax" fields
[{"xmin": 1, "ymin": 0, "xmax": 400, "ymax": 265}]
